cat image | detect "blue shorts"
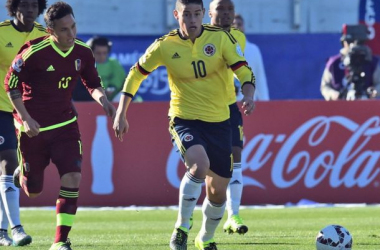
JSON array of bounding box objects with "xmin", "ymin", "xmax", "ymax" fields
[
  {"xmin": 0, "ymin": 111, "xmax": 17, "ymax": 151},
  {"xmin": 169, "ymin": 117, "xmax": 233, "ymax": 178},
  {"xmin": 229, "ymin": 102, "xmax": 243, "ymax": 148}
]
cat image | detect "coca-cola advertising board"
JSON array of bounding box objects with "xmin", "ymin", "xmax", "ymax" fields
[{"xmin": 19, "ymin": 101, "xmax": 380, "ymax": 206}]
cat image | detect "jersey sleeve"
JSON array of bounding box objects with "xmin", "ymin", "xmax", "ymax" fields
[
  {"xmin": 122, "ymin": 39, "xmax": 164, "ymax": 96},
  {"xmin": 222, "ymin": 32, "xmax": 255, "ymax": 86},
  {"xmin": 4, "ymin": 44, "xmax": 30, "ymax": 94},
  {"xmin": 80, "ymin": 49, "xmax": 103, "ymax": 94}
]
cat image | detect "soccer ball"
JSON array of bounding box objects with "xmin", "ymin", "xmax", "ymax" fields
[{"xmin": 316, "ymin": 225, "xmax": 352, "ymax": 250}]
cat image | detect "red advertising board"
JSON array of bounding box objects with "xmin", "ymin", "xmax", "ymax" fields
[{"xmin": 19, "ymin": 101, "xmax": 380, "ymax": 206}]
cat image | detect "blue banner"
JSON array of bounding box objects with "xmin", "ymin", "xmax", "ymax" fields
[{"xmin": 78, "ymin": 33, "xmax": 341, "ymax": 101}]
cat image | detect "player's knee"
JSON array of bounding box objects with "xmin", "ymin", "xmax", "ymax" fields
[
  {"xmin": 61, "ymin": 172, "xmax": 81, "ymax": 188},
  {"xmin": 27, "ymin": 192, "xmax": 42, "ymax": 199},
  {"xmin": 208, "ymin": 191, "xmax": 227, "ymax": 204},
  {"xmin": 186, "ymin": 156, "xmax": 210, "ymax": 177}
]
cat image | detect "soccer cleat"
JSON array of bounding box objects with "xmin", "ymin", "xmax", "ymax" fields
[
  {"xmin": 194, "ymin": 234, "xmax": 217, "ymax": 250},
  {"xmin": 223, "ymin": 214, "xmax": 248, "ymax": 235},
  {"xmin": 49, "ymin": 239, "xmax": 72, "ymax": 250},
  {"xmin": 169, "ymin": 227, "xmax": 188, "ymax": 250},
  {"xmin": 0, "ymin": 230, "xmax": 12, "ymax": 246},
  {"xmin": 13, "ymin": 166, "xmax": 21, "ymax": 188},
  {"xmin": 12, "ymin": 226, "xmax": 32, "ymax": 246}
]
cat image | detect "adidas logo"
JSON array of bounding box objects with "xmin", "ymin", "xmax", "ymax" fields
[
  {"xmin": 210, "ymin": 217, "xmax": 222, "ymax": 221},
  {"xmin": 5, "ymin": 187, "xmax": 15, "ymax": 193},
  {"xmin": 184, "ymin": 197, "xmax": 196, "ymax": 201},
  {"xmin": 46, "ymin": 65, "xmax": 55, "ymax": 71},
  {"xmin": 172, "ymin": 52, "xmax": 181, "ymax": 59},
  {"xmin": 230, "ymin": 180, "xmax": 241, "ymax": 185},
  {"xmin": 5, "ymin": 42, "xmax": 13, "ymax": 48}
]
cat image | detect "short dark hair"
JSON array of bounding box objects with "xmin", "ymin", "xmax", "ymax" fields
[
  {"xmin": 87, "ymin": 36, "xmax": 113, "ymax": 51},
  {"xmin": 176, "ymin": 0, "xmax": 203, "ymax": 10},
  {"xmin": 44, "ymin": 1, "xmax": 74, "ymax": 29},
  {"xmin": 6, "ymin": 0, "xmax": 48, "ymax": 17},
  {"xmin": 234, "ymin": 14, "xmax": 244, "ymax": 22}
]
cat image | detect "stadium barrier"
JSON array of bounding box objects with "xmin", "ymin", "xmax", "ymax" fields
[{"xmin": 19, "ymin": 101, "xmax": 380, "ymax": 206}]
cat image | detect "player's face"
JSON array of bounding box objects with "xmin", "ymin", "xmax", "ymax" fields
[
  {"xmin": 93, "ymin": 45, "xmax": 109, "ymax": 64},
  {"xmin": 209, "ymin": 0, "xmax": 235, "ymax": 30},
  {"xmin": 49, "ymin": 14, "xmax": 77, "ymax": 51},
  {"xmin": 232, "ymin": 17, "xmax": 244, "ymax": 32},
  {"xmin": 15, "ymin": 0, "xmax": 39, "ymax": 26},
  {"xmin": 174, "ymin": 3, "xmax": 205, "ymax": 41}
]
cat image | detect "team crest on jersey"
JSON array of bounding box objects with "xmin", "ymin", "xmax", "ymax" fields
[
  {"xmin": 0, "ymin": 136, "xmax": 4, "ymax": 145},
  {"xmin": 75, "ymin": 59, "xmax": 81, "ymax": 71},
  {"xmin": 236, "ymin": 43, "xmax": 244, "ymax": 57},
  {"xmin": 11, "ymin": 57, "xmax": 24, "ymax": 72},
  {"xmin": 203, "ymin": 44, "xmax": 216, "ymax": 57},
  {"xmin": 183, "ymin": 133, "xmax": 194, "ymax": 142}
]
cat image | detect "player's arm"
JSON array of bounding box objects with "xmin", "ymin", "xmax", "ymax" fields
[
  {"xmin": 81, "ymin": 48, "xmax": 116, "ymax": 118},
  {"xmin": 91, "ymin": 87, "xmax": 116, "ymax": 118},
  {"xmin": 4, "ymin": 54, "xmax": 40, "ymax": 137},
  {"xmin": 223, "ymin": 32, "xmax": 256, "ymax": 115},
  {"xmin": 113, "ymin": 39, "xmax": 163, "ymax": 141},
  {"xmin": 7, "ymin": 92, "xmax": 40, "ymax": 137}
]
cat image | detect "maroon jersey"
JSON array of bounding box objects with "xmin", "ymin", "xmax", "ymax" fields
[{"xmin": 5, "ymin": 36, "xmax": 102, "ymax": 127}]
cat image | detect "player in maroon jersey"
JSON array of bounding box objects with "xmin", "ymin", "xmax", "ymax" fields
[{"xmin": 4, "ymin": 2, "xmax": 115, "ymax": 250}]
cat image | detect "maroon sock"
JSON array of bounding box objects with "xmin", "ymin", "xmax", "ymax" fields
[{"xmin": 54, "ymin": 187, "xmax": 79, "ymax": 243}]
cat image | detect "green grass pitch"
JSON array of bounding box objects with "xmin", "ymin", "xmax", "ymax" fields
[{"xmin": 19, "ymin": 206, "xmax": 380, "ymax": 249}]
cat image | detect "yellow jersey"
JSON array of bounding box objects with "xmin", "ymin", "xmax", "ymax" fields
[
  {"xmin": 123, "ymin": 24, "xmax": 255, "ymax": 122},
  {"xmin": 227, "ymin": 28, "xmax": 246, "ymax": 105},
  {"xmin": 0, "ymin": 20, "xmax": 47, "ymax": 112}
]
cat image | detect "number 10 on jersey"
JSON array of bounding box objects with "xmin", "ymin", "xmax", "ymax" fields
[{"xmin": 191, "ymin": 60, "xmax": 207, "ymax": 78}]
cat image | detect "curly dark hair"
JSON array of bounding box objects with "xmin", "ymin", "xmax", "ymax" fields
[
  {"xmin": 44, "ymin": 1, "xmax": 74, "ymax": 29},
  {"xmin": 6, "ymin": 0, "xmax": 48, "ymax": 17}
]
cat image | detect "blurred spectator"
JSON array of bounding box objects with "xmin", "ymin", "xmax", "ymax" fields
[
  {"xmin": 233, "ymin": 14, "xmax": 269, "ymax": 101},
  {"xmin": 89, "ymin": 36, "xmax": 126, "ymax": 100},
  {"xmin": 72, "ymin": 36, "xmax": 126, "ymax": 101},
  {"xmin": 321, "ymin": 24, "xmax": 380, "ymax": 100}
]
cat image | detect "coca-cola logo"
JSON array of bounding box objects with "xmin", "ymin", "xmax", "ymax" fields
[{"xmin": 166, "ymin": 116, "xmax": 380, "ymax": 189}]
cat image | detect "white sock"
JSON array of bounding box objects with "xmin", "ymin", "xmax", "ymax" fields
[
  {"xmin": 175, "ymin": 171, "xmax": 203, "ymax": 230},
  {"xmin": 0, "ymin": 197, "xmax": 9, "ymax": 230},
  {"xmin": 199, "ymin": 198, "xmax": 225, "ymax": 242},
  {"xmin": 0, "ymin": 176, "xmax": 20, "ymax": 228},
  {"xmin": 226, "ymin": 163, "xmax": 243, "ymax": 217}
]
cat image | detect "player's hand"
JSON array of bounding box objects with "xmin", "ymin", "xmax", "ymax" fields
[
  {"xmin": 113, "ymin": 113, "xmax": 129, "ymax": 142},
  {"xmin": 23, "ymin": 117, "xmax": 40, "ymax": 137},
  {"xmin": 101, "ymin": 97, "xmax": 116, "ymax": 120},
  {"xmin": 241, "ymin": 96, "xmax": 255, "ymax": 116}
]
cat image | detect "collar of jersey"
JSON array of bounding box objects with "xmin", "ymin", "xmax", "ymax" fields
[
  {"xmin": 49, "ymin": 36, "xmax": 74, "ymax": 58},
  {"xmin": 178, "ymin": 26, "xmax": 204, "ymax": 41}
]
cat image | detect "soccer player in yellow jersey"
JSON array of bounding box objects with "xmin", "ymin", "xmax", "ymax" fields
[
  {"xmin": 0, "ymin": 0, "xmax": 47, "ymax": 246},
  {"xmin": 209, "ymin": 0, "xmax": 248, "ymax": 236},
  {"xmin": 113, "ymin": 0, "xmax": 255, "ymax": 249}
]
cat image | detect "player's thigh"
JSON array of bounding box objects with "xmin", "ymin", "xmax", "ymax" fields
[
  {"xmin": 50, "ymin": 123, "xmax": 82, "ymax": 178},
  {"xmin": 19, "ymin": 133, "xmax": 50, "ymax": 193},
  {"xmin": 204, "ymin": 120, "xmax": 233, "ymax": 179},
  {"xmin": 169, "ymin": 117, "xmax": 209, "ymax": 169}
]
